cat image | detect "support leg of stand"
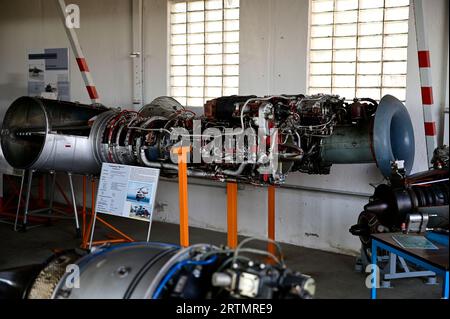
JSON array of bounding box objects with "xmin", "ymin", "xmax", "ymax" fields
[
  {"xmin": 68, "ymin": 172, "xmax": 81, "ymax": 238},
  {"xmin": 371, "ymin": 242, "xmax": 378, "ymax": 299},
  {"xmin": 88, "ymin": 210, "xmax": 98, "ymax": 250},
  {"xmin": 14, "ymin": 171, "xmax": 26, "ymax": 231},
  {"xmin": 48, "ymin": 171, "xmax": 56, "ymax": 213},
  {"xmin": 173, "ymin": 146, "xmax": 190, "ymax": 248},
  {"xmin": 444, "ymin": 271, "xmax": 449, "ymax": 299},
  {"xmin": 178, "ymin": 152, "xmax": 189, "ymax": 248},
  {"xmin": 21, "ymin": 170, "xmax": 34, "ymax": 231},
  {"xmin": 267, "ymin": 185, "xmax": 276, "ymax": 256},
  {"xmin": 83, "ymin": 178, "xmax": 96, "ymax": 248},
  {"xmin": 45, "ymin": 171, "xmax": 56, "ymax": 226},
  {"xmin": 38, "ymin": 175, "xmax": 45, "ymax": 207},
  {"xmin": 82, "ymin": 176, "xmax": 87, "ymax": 239},
  {"xmin": 227, "ymin": 182, "xmax": 238, "ymax": 249}
]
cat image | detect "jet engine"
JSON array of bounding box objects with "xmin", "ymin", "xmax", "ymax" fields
[
  {"xmin": 350, "ymin": 146, "xmax": 449, "ymax": 246},
  {"xmin": 1, "ymin": 94, "xmax": 415, "ymax": 184},
  {"xmin": 0, "ymin": 241, "xmax": 315, "ymax": 299}
]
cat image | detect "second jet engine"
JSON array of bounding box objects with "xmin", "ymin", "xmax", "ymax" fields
[
  {"xmin": 0, "ymin": 241, "xmax": 315, "ymax": 299},
  {"xmin": 1, "ymin": 93, "xmax": 415, "ymax": 184},
  {"xmin": 350, "ymin": 146, "xmax": 449, "ymax": 246}
]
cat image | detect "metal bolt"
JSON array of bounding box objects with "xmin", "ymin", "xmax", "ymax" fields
[{"xmin": 116, "ymin": 266, "xmax": 131, "ymax": 278}]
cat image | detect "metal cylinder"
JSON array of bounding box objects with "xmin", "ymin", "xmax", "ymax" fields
[
  {"xmin": 52, "ymin": 243, "xmax": 179, "ymax": 299},
  {"xmin": 0, "ymin": 96, "xmax": 107, "ymax": 174},
  {"xmin": 322, "ymin": 95, "xmax": 415, "ymax": 177},
  {"xmin": 321, "ymin": 125, "xmax": 374, "ymax": 164}
]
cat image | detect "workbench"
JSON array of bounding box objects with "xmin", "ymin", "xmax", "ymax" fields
[{"xmin": 370, "ymin": 232, "xmax": 449, "ymax": 299}]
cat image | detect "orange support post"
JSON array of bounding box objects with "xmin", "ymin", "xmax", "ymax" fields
[
  {"xmin": 172, "ymin": 146, "xmax": 191, "ymax": 247},
  {"xmin": 83, "ymin": 178, "xmax": 96, "ymax": 248},
  {"xmin": 96, "ymin": 216, "xmax": 134, "ymax": 242},
  {"xmin": 90, "ymin": 239, "xmax": 128, "ymax": 246},
  {"xmin": 227, "ymin": 182, "xmax": 238, "ymax": 248},
  {"xmin": 267, "ymin": 185, "xmax": 276, "ymax": 256},
  {"xmin": 81, "ymin": 177, "xmax": 134, "ymax": 249}
]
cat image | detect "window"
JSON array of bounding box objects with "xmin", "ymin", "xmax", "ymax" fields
[
  {"xmin": 169, "ymin": 0, "xmax": 240, "ymax": 107},
  {"xmin": 308, "ymin": 0, "xmax": 410, "ymax": 101}
]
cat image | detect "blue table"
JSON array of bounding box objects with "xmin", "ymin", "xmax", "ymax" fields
[{"xmin": 370, "ymin": 232, "xmax": 449, "ymax": 299}]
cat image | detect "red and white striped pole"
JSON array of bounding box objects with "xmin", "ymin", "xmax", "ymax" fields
[
  {"xmin": 413, "ymin": 0, "xmax": 437, "ymax": 165},
  {"xmin": 56, "ymin": 0, "xmax": 100, "ymax": 105}
]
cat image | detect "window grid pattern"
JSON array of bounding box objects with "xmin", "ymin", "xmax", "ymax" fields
[
  {"xmin": 308, "ymin": 0, "xmax": 410, "ymax": 101},
  {"xmin": 170, "ymin": 0, "xmax": 240, "ymax": 107}
]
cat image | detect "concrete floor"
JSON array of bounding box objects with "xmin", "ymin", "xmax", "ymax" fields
[{"xmin": 0, "ymin": 215, "xmax": 444, "ymax": 299}]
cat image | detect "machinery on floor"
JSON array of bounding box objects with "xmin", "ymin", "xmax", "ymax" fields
[
  {"xmin": 349, "ymin": 146, "xmax": 448, "ymax": 285},
  {"xmin": 350, "ymin": 145, "xmax": 449, "ymax": 245},
  {"xmin": 0, "ymin": 240, "xmax": 315, "ymax": 299},
  {"xmin": 1, "ymin": 93, "xmax": 415, "ymax": 184}
]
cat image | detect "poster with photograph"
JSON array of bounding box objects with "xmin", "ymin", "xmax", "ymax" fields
[
  {"xmin": 95, "ymin": 163, "xmax": 160, "ymax": 223},
  {"xmin": 27, "ymin": 48, "xmax": 70, "ymax": 101}
]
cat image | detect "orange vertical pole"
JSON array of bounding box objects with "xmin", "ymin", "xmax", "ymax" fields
[
  {"xmin": 267, "ymin": 185, "xmax": 276, "ymax": 256},
  {"xmin": 172, "ymin": 147, "xmax": 191, "ymax": 247},
  {"xmin": 82, "ymin": 176, "xmax": 87, "ymax": 239},
  {"xmin": 227, "ymin": 182, "xmax": 238, "ymax": 248}
]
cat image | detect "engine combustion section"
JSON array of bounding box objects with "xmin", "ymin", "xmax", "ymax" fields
[{"xmin": 1, "ymin": 94, "xmax": 415, "ymax": 184}]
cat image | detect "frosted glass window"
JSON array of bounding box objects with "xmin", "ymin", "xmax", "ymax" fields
[
  {"xmin": 170, "ymin": 0, "xmax": 240, "ymax": 107},
  {"xmin": 309, "ymin": 0, "xmax": 409, "ymax": 101}
]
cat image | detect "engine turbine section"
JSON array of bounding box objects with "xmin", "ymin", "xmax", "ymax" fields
[
  {"xmin": 0, "ymin": 241, "xmax": 316, "ymax": 300},
  {"xmin": 1, "ymin": 94, "xmax": 415, "ymax": 184}
]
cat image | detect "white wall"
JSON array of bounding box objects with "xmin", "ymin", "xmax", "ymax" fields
[
  {"xmin": 0, "ymin": 0, "xmax": 448, "ymax": 255},
  {"xmin": 0, "ymin": 0, "xmax": 134, "ymax": 111}
]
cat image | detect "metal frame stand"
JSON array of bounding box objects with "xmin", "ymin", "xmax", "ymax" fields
[
  {"xmin": 14, "ymin": 170, "xmax": 80, "ymax": 237},
  {"xmin": 355, "ymin": 246, "xmax": 390, "ymax": 272},
  {"xmin": 371, "ymin": 239, "xmax": 449, "ymax": 299},
  {"xmin": 355, "ymin": 244, "xmax": 436, "ymax": 287},
  {"xmin": 381, "ymin": 252, "xmax": 436, "ymax": 287}
]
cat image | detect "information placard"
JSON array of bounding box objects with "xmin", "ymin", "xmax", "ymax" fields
[{"xmin": 96, "ymin": 163, "xmax": 160, "ymax": 223}]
